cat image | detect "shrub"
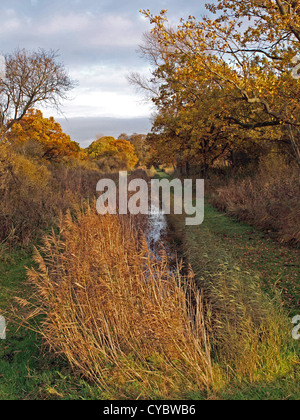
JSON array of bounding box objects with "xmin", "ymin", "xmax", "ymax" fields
[
  {"xmin": 0, "ymin": 145, "xmax": 103, "ymax": 245},
  {"xmin": 210, "ymin": 156, "xmax": 300, "ymax": 245},
  {"xmin": 0, "ymin": 145, "xmax": 53, "ymax": 244}
]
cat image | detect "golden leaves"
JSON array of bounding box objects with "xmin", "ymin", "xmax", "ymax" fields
[{"xmin": 9, "ymin": 109, "xmax": 80, "ymax": 161}]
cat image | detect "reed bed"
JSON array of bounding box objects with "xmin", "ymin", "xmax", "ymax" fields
[{"xmin": 22, "ymin": 207, "xmax": 213, "ymax": 399}]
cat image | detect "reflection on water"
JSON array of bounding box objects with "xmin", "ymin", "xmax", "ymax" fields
[{"xmin": 147, "ymin": 205, "xmax": 167, "ymax": 253}]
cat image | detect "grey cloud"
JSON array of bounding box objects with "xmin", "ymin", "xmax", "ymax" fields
[
  {"xmin": 56, "ymin": 116, "xmax": 153, "ymax": 147},
  {"xmin": 0, "ymin": 0, "xmax": 211, "ymax": 64},
  {"xmin": 0, "ymin": 0, "xmax": 212, "ymax": 124}
]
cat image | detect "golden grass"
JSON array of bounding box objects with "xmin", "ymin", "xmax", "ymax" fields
[
  {"xmin": 22, "ymin": 206, "xmax": 213, "ymax": 399},
  {"xmin": 210, "ymin": 156, "xmax": 300, "ymax": 245}
]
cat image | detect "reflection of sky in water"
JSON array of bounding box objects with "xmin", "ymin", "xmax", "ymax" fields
[{"xmin": 147, "ymin": 205, "xmax": 167, "ymax": 253}]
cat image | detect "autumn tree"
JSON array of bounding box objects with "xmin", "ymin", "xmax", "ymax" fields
[
  {"xmin": 119, "ymin": 133, "xmax": 150, "ymax": 166},
  {"xmin": 8, "ymin": 109, "xmax": 80, "ymax": 160},
  {"xmin": 0, "ymin": 49, "xmax": 75, "ymax": 136},
  {"xmin": 206, "ymin": 0, "xmax": 300, "ymax": 163},
  {"xmin": 132, "ymin": 4, "xmax": 300, "ymax": 167},
  {"xmin": 87, "ymin": 136, "xmax": 138, "ymax": 169}
]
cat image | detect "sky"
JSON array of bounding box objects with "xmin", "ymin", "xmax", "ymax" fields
[{"xmin": 0, "ymin": 0, "xmax": 212, "ymax": 147}]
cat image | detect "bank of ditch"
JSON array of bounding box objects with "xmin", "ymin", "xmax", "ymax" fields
[
  {"xmin": 0, "ymin": 169, "xmax": 299, "ymax": 400},
  {"xmin": 163, "ymin": 174, "xmax": 300, "ymax": 399}
]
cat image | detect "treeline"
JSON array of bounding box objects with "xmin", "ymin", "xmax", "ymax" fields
[
  {"xmin": 4, "ymin": 107, "xmax": 148, "ymax": 171},
  {"xmin": 0, "ymin": 110, "xmax": 150, "ymax": 245},
  {"xmin": 129, "ymin": 1, "xmax": 300, "ymax": 244},
  {"xmin": 0, "ymin": 49, "xmax": 151, "ymax": 244}
]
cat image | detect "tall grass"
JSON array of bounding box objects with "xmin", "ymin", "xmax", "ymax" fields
[
  {"xmin": 210, "ymin": 156, "xmax": 300, "ymax": 245},
  {"xmin": 183, "ymin": 223, "xmax": 296, "ymax": 386},
  {"xmin": 22, "ymin": 207, "xmax": 213, "ymax": 399}
]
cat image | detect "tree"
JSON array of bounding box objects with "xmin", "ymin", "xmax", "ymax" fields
[
  {"xmin": 119, "ymin": 133, "xmax": 150, "ymax": 166},
  {"xmin": 132, "ymin": 5, "xmax": 300, "ymax": 167},
  {"xmin": 87, "ymin": 136, "xmax": 138, "ymax": 169},
  {"xmin": 8, "ymin": 109, "xmax": 80, "ymax": 161},
  {"xmin": 0, "ymin": 49, "xmax": 76, "ymax": 136}
]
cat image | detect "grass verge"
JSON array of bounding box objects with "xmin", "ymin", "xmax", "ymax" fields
[
  {"xmin": 166, "ymin": 202, "xmax": 300, "ymax": 400},
  {"xmin": 0, "ymin": 248, "xmax": 104, "ymax": 400}
]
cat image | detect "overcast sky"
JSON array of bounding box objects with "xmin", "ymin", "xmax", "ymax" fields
[{"xmin": 0, "ymin": 0, "xmax": 213, "ymax": 146}]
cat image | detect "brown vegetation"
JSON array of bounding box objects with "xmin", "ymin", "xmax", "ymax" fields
[
  {"xmin": 23, "ymin": 207, "xmax": 213, "ymax": 399},
  {"xmin": 0, "ymin": 143, "xmax": 101, "ymax": 245},
  {"xmin": 209, "ymin": 156, "xmax": 300, "ymax": 245}
]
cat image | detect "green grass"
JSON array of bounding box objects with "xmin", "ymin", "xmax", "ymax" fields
[
  {"xmin": 202, "ymin": 204, "xmax": 300, "ymax": 316},
  {"xmin": 0, "ymin": 249, "xmax": 104, "ymax": 400},
  {"xmin": 214, "ymin": 374, "xmax": 300, "ymax": 400},
  {"xmin": 165, "ymin": 192, "xmax": 300, "ymax": 400}
]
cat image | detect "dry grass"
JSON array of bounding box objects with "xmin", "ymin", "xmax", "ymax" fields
[
  {"xmin": 21, "ymin": 207, "xmax": 213, "ymax": 399},
  {"xmin": 0, "ymin": 144, "xmax": 102, "ymax": 245},
  {"xmin": 210, "ymin": 156, "xmax": 300, "ymax": 245}
]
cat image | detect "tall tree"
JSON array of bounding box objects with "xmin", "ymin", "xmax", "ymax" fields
[
  {"xmin": 0, "ymin": 49, "xmax": 76, "ymax": 136},
  {"xmin": 132, "ymin": 4, "xmax": 300, "ymax": 166}
]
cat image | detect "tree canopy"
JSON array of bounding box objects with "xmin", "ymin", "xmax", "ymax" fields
[
  {"xmin": 130, "ymin": 2, "xmax": 300, "ymax": 169},
  {"xmin": 87, "ymin": 136, "xmax": 139, "ymax": 169}
]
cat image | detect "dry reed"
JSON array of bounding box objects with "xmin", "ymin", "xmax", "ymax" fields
[
  {"xmin": 23, "ymin": 206, "xmax": 213, "ymax": 399},
  {"xmin": 210, "ymin": 156, "xmax": 300, "ymax": 245}
]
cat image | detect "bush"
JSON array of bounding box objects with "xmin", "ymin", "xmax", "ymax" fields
[
  {"xmin": 0, "ymin": 145, "xmax": 103, "ymax": 245},
  {"xmin": 210, "ymin": 156, "xmax": 300, "ymax": 245},
  {"xmin": 0, "ymin": 146, "xmax": 53, "ymax": 244}
]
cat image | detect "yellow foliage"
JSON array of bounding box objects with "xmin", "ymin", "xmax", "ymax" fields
[
  {"xmin": 8, "ymin": 109, "xmax": 80, "ymax": 161},
  {"xmin": 87, "ymin": 136, "xmax": 138, "ymax": 169},
  {"xmin": 139, "ymin": 3, "xmax": 300, "ymax": 167}
]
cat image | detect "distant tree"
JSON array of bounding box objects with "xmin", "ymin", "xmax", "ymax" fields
[
  {"xmin": 87, "ymin": 136, "xmax": 116, "ymax": 159},
  {"xmin": 0, "ymin": 49, "xmax": 76, "ymax": 135},
  {"xmin": 118, "ymin": 133, "xmax": 150, "ymax": 166},
  {"xmin": 8, "ymin": 109, "xmax": 80, "ymax": 160},
  {"xmin": 128, "ymin": 133, "xmax": 150, "ymax": 166},
  {"xmin": 118, "ymin": 133, "xmax": 130, "ymax": 140},
  {"xmin": 87, "ymin": 136, "xmax": 138, "ymax": 169}
]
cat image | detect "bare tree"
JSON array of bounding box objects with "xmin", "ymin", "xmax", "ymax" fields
[{"xmin": 0, "ymin": 48, "xmax": 76, "ymax": 134}]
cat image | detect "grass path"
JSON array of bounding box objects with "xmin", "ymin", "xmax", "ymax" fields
[
  {"xmin": 200, "ymin": 204, "xmax": 300, "ymax": 316},
  {"xmin": 166, "ymin": 198, "xmax": 300, "ymax": 400}
]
